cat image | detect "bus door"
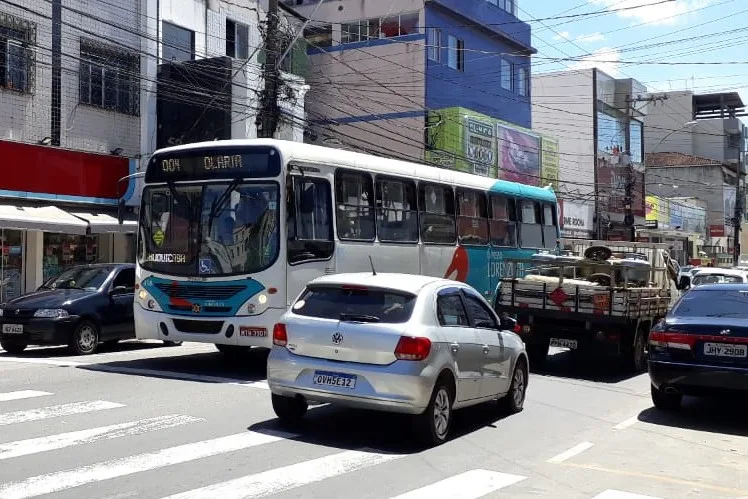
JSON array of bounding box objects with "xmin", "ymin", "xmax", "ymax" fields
[{"xmin": 285, "ymin": 173, "xmax": 336, "ymax": 305}]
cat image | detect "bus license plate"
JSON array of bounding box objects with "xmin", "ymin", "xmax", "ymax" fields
[
  {"xmin": 550, "ymin": 338, "xmax": 578, "ymax": 349},
  {"xmin": 239, "ymin": 327, "xmax": 267, "ymax": 337},
  {"xmin": 704, "ymin": 342, "xmax": 747, "ymax": 358},
  {"xmin": 2, "ymin": 324, "xmax": 23, "ymax": 335},
  {"xmin": 312, "ymin": 371, "xmax": 357, "ymax": 389}
]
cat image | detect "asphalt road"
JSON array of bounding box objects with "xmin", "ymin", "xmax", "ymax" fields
[{"xmin": 0, "ymin": 341, "xmax": 746, "ymax": 499}]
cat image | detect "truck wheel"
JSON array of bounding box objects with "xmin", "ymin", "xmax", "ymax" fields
[
  {"xmin": 527, "ymin": 340, "xmax": 549, "ymax": 366},
  {"xmin": 624, "ymin": 329, "xmax": 647, "ymax": 373}
]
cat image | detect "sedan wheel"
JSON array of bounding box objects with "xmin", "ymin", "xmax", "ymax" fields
[
  {"xmin": 70, "ymin": 321, "xmax": 99, "ymax": 356},
  {"xmin": 416, "ymin": 379, "xmax": 453, "ymax": 447},
  {"xmin": 0, "ymin": 339, "xmax": 27, "ymax": 354},
  {"xmin": 502, "ymin": 358, "xmax": 527, "ymax": 414}
]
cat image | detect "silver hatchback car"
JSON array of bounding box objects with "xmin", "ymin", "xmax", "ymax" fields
[{"xmin": 267, "ymin": 272, "xmax": 529, "ymax": 446}]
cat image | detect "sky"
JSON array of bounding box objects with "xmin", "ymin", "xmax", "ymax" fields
[{"xmin": 522, "ymin": 0, "xmax": 748, "ymax": 103}]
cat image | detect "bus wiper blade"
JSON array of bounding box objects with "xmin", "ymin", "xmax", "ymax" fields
[{"xmin": 339, "ymin": 313, "xmax": 381, "ymax": 323}]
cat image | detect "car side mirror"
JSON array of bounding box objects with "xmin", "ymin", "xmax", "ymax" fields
[
  {"xmin": 475, "ymin": 319, "xmax": 496, "ymax": 329},
  {"xmin": 500, "ymin": 317, "xmax": 517, "ymax": 330},
  {"xmin": 109, "ymin": 285, "xmax": 129, "ymax": 296}
]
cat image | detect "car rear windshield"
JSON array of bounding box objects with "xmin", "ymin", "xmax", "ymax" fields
[
  {"xmin": 291, "ymin": 285, "xmax": 417, "ymax": 323},
  {"xmin": 671, "ymin": 289, "xmax": 748, "ymax": 318},
  {"xmin": 692, "ymin": 274, "xmax": 744, "ymax": 285}
]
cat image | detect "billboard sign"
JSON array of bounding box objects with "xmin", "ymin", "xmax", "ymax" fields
[
  {"xmin": 464, "ymin": 116, "xmax": 496, "ymax": 177},
  {"xmin": 540, "ymin": 137, "xmax": 559, "ymax": 190},
  {"xmin": 559, "ymin": 200, "xmax": 593, "ymax": 238},
  {"xmin": 497, "ymin": 124, "xmax": 540, "ymax": 186}
]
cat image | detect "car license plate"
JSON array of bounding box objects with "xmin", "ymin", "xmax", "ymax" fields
[
  {"xmin": 312, "ymin": 371, "xmax": 357, "ymax": 389},
  {"xmin": 239, "ymin": 326, "xmax": 267, "ymax": 337},
  {"xmin": 2, "ymin": 324, "xmax": 23, "ymax": 335},
  {"xmin": 550, "ymin": 337, "xmax": 578, "ymax": 349},
  {"xmin": 703, "ymin": 342, "xmax": 747, "ymax": 358}
]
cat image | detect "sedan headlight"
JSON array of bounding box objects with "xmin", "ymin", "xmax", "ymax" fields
[
  {"xmin": 33, "ymin": 309, "xmax": 69, "ymax": 318},
  {"xmin": 0, "ymin": 308, "xmax": 4, "ymax": 317}
]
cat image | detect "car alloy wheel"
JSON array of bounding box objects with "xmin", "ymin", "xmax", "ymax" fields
[
  {"xmin": 512, "ymin": 366, "xmax": 526, "ymax": 409},
  {"xmin": 502, "ymin": 358, "xmax": 527, "ymax": 414},
  {"xmin": 432, "ymin": 387, "xmax": 451, "ymax": 440},
  {"xmin": 71, "ymin": 321, "xmax": 99, "ymax": 356}
]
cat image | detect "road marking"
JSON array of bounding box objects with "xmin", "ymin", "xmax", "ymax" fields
[
  {"xmin": 388, "ymin": 469, "xmax": 528, "ymax": 499},
  {"xmin": 0, "ymin": 400, "xmax": 124, "ymax": 426},
  {"xmin": 613, "ymin": 416, "xmax": 639, "ymax": 430},
  {"xmin": 0, "ymin": 414, "xmax": 203, "ymax": 461},
  {"xmin": 593, "ymin": 490, "xmax": 662, "ymax": 499},
  {"xmin": 562, "ymin": 463, "xmax": 748, "ymax": 496},
  {"xmin": 0, "ymin": 357, "xmax": 269, "ymax": 389},
  {"xmin": 159, "ymin": 448, "xmax": 404, "ymax": 499},
  {"xmin": 547, "ymin": 442, "xmax": 594, "ymax": 463},
  {"xmin": 0, "ymin": 430, "xmax": 296, "ymax": 499},
  {"xmin": 0, "ymin": 390, "xmax": 52, "ymax": 402}
]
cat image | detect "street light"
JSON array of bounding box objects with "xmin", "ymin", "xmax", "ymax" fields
[{"xmin": 652, "ymin": 120, "xmax": 697, "ymax": 152}]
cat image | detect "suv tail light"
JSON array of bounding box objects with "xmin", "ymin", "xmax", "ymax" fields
[
  {"xmin": 649, "ymin": 330, "xmax": 696, "ymax": 350},
  {"xmin": 394, "ymin": 336, "xmax": 431, "ymax": 361},
  {"xmin": 273, "ymin": 323, "xmax": 288, "ymax": 346}
]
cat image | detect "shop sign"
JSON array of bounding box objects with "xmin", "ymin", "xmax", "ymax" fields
[
  {"xmin": 464, "ymin": 116, "xmax": 496, "ymax": 177},
  {"xmin": 709, "ymin": 225, "xmax": 726, "ymax": 237}
]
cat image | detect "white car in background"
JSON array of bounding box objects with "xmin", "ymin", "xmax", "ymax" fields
[
  {"xmin": 267, "ymin": 273, "xmax": 529, "ymax": 446},
  {"xmin": 690, "ymin": 267, "xmax": 748, "ymax": 286}
]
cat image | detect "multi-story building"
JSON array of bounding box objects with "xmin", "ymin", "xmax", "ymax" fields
[
  {"xmin": 532, "ymin": 68, "xmax": 647, "ymax": 240},
  {"xmin": 289, "ymin": 0, "xmax": 538, "ymax": 171},
  {"xmin": 643, "ymin": 91, "xmax": 747, "ymax": 263},
  {"xmin": 0, "ymin": 0, "xmax": 143, "ymax": 299}
]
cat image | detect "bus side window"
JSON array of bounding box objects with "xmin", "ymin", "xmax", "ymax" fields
[
  {"xmin": 375, "ymin": 176, "xmax": 418, "ymax": 243},
  {"xmin": 542, "ymin": 203, "xmax": 558, "ymax": 249},
  {"xmin": 287, "ymin": 176, "xmax": 334, "ymax": 264},
  {"xmin": 519, "ymin": 200, "xmax": 543, "ymax": 249},
  {"xmin": 419, "ymin": 183, "xmax": 456, "ymax": 244},
  {"xmin": 335, "ymin": 170, "xmax": 375, "ymax": 241},
  {"xmin": 456, "ymin": 188, "xmax": 488, "ymax": 246},
  {"xmin": 488, "ymin": 195, "xmax": 517, "ymax": 247}
]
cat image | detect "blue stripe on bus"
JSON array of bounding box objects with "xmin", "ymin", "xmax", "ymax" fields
[{"xmin": 141, "ymin": 276, "xmax": 265, "ymax": 317}]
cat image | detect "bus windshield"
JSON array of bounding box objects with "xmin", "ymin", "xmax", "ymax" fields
[{"xmin": 138, "ymin": 182, "xmax": 279, "ymax": 276}]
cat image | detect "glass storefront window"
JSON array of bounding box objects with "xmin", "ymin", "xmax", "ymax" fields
[
  {"xmin": 0, "ymin": 229, "xmax": 24, "ymax": 302},
  {"xmin": 43, "ymin": 233, "xmax": 99, "ymax": 282}
]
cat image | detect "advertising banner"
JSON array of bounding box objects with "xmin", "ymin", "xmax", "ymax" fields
[
  {"xmin": 669, "ymin": 202, "xmax": 683, "ymax": 228},
  {"xmin": 497, "ymin": 124, "xmax": 540, "ymax": 186},
  {"xmin": 645, "ymin": 195, "xmax": 669, "ymax": 226},
  {"xmin": 598, "ymin": 166, "xmax": 645, "ymax": 217},
  {"xmin": 724, "ymin": 185, "xmax": 737, "ymax": 226},
  {"xmin": 559, "ymin": 200, "xmax": 594, "ymax": 238},
  {"xmin": 464, "ymin": 116, "xmax": 497, "ymax": 177},
  {"xmin": 540, "ymin": 137, "xmax": 559, "ymax": 190}
]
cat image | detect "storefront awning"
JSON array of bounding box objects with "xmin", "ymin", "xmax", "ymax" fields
[
  {"xmin": 0, "ymin": 205, "xmax": 89, "ymax": 235},
  {"xmin": 69, "ymin": 211, "xmax": 137, "ymax": 234}
]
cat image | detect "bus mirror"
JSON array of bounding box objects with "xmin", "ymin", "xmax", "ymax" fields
[{"xmin": 117, "ymin": 198, "xmax": 125, "ymax": 225}]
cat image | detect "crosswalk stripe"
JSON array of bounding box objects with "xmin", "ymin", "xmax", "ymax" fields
[
  {"xmin": 0, "ymin": 414, "xmax": 203, "ymax": 461},
  {"xmin": 159, "ymin": 448, "xmax": 406, "ymax": 499},
  {"xmin": 388, "ymin": 469, "xmax": 528, "ymax": 499},
  {"xmin": 0, "ymin": 430, "xmax": 296, "ymax": 499},
  {"xmin": 0, "ymin": 401, "xmax": 125, "ymax": 426},
  {"xmin": 593, "ymin": 490, "xmax": 662, "ymax": 499},
  {"xmin": 0, "ymin": 391, "xmax": 52, "ymax": 402}
]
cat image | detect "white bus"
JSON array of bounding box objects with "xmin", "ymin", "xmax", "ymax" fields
[{"xmin": 130, "ymin": 139, "xmax": 559, "ymax": 356}]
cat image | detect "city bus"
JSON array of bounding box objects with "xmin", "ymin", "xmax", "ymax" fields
[{"xmin": 129, "ymin": 139, "xmax": 559, "ymax": 356}]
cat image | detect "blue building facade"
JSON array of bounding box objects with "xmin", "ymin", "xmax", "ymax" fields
[{"xmin": 424, "ymin": 0, "xmax": 535, "ymax": 128}]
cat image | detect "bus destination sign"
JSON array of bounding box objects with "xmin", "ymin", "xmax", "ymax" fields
[{"xmin": 145, "ymin": 146, "xmax": 280, "ymax": 183}]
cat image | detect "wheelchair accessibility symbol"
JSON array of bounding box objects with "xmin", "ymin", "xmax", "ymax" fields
[{"xmin": 199, "ymin": 258, "xmax": 212, "ymax": 274}]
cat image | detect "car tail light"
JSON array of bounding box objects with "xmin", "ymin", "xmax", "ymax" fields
[
  {"xmin": 649, "ymin": 330, "xmax": 696, "ymax": 350},
  {"xmin": 513, "ymin": 323, "xmax": 521, "ymax": 334},
  {"xmin": 273, "ymin": 323, "xmax": 288, "ymax": 347},
  {"xmin": 394, "ymin": 336, "xmax": 431, "ymax": 361}
]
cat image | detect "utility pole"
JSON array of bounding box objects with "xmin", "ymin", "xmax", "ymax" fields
[
  {"xmin": 734, "ymin": 181, "xmax": 743, "ymax": 266},
  {"xmin": 624, "ymin": 162, "xmax": 635, "ymax": 242},
  {"xmin": 257, "ymin": 0, "xmax": 281, "ymax": 139}
]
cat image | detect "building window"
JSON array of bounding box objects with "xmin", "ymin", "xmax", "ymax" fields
[
  {"xmin": 487, "ymin": 0, "xmax": 517, "ymax": 15},
  {"xmin": 43, "ymin": 234, "xmax": 99, "ymax": 283},
  {"xmin": 427, "ymin": 27, "xmax": 441, "ymax": 62},
  {"xmin": 79, "ymin": 39, "xmax": 139, "ymax": 115},
  {"xmin": 304, "ymin": 23, "xmax": 332, "ymax": 47},
  {"xmin": 501, "ymin": 58, "xmax": 513, "ymax": 91},
  {"xmin": 0, "ymin": 13, "xmax": 35, "ymax": 93},
  {"xmin": 447, "ymin": 35, "xmax": 463, "ymax": 71},
  {"xmin": 162, "ymin": 21, "xmax": 194, "ymax": 62},
  {"xmin": 518, "ymin": 66, "xmax": 529, "ymax": 96},
  {"xmin": 340, "ymin": 12, "xmax": 420, "ymax": 45},
  {"xmin": 226, "ymin": 19, "xmax": 249, "ymax": 59}
]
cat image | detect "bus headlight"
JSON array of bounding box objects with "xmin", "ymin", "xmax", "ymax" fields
[
  {"xmin": 137, "ymin": 288, "xmax": 162, "ymax": 312},
  {"xmin": 243, "ymin": 292, "xmax": 269, "ymax": 316}
]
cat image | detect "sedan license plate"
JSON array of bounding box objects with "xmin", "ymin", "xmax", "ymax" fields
[
  {"xmin": 1, "ymin": 324, "xmax": 23, "ymax": 335},
  {"xmin": 703, "ymin": 342, "xmax": 747, "ymax": 358},
  {"xmin": 312, "ymin": 371, "xmax": 357, "ymax": 389},
  {"xmin": 550, "ymin": 337, "xmax": 578, "ymax": 349}
]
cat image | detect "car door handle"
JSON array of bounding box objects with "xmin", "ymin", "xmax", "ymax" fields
[
  {"xmin": 483, "ymin": 345, "xmax": 490, "ymax": 354},
  {"xmin": 450, "ymin": 343, "xmax": 460, "ymax": 352}
]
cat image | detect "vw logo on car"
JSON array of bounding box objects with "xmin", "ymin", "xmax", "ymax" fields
[{"xmin": 331, "ymin": 332, "xmax": 343, "ymax": 345}]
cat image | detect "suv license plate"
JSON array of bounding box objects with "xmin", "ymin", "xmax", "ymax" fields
[
  {"xmin": 312, "ymin": 371, "xmax": 357, "ymax": 389},
  {"xmin": 550, "ymin": 338, "xmax": 578, "ymax": 349},
  {"xmin": 2, "ymin": 324, "xmax": 23, "ymax": 335},
  {"xmin": 703, "ymin": 342, "xmax": 747, "ymax": 358}
]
